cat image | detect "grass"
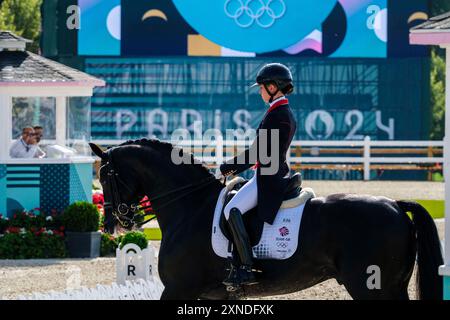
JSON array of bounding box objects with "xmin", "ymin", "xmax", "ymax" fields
[
  {"xmin": 144, "ymin": 228, "xmax": 162, "ymax": 241},
  {"xmin": 415, "ymin": 199, "xmax": 444, "ymax": 219}
]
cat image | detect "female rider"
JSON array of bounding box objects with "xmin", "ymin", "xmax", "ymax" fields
[{"xmin": 219, "ymin": 63, "xmax": 298, "ymax": 287}]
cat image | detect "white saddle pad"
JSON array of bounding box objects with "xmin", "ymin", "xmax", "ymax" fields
[{"xmin": 211, "ymin": 187, "xmax": 315, "ymax": 260}]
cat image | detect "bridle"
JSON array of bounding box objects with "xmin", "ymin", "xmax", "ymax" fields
[
  {"xmin": 102, "ymin": 151, "xmax": 220, "ymax": 229},
  {"xmin": 102, "ymin": 154, "xmax": 149, "ymax": 229}
]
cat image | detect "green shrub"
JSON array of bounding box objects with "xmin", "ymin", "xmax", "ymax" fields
[
  {"xmin": 9, "ymin": 210, "xmax": 41, "ymax": 229},
  {"xmin": 119, "ymin": 231, "xmax": 148, "ymax": 250},
  {"xmin": 0, "ymin": 209, "xmax": 67, "ymax": 259},
  {"xmin": 0, "ymin": 215, "xmax": 8, "ymax": 234},
  {"xmin": 100, "ymin": 233, "xmax": 119, "ymax": 257},
  {"xmin": 62, "ymin": 202, "xmax": 100, "ymax": 232},
  {"xmin": 0, "ymin": 231, "xmax": 66, "ymax": 259}
]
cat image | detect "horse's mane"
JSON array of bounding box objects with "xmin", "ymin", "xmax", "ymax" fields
[{"xmin": 116, "ymin": 138, "xmax": 214, "ymax": 178}]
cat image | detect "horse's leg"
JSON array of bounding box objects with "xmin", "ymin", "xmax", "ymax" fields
[
  {"xmin": 345, "ymin": 281, "xmax": 412, "ymax": 300},
  {"xmin": 340, "ymin": 262, "xmax": 412, "ymax": 300},
  {"xmin": 160, "ymin": 285, "xmax": 203, "ymax": 300}
]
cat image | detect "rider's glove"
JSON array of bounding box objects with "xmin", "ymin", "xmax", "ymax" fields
[{"xmin": 219, "ymin": 164, "xmax": 236, "ymax": 177}]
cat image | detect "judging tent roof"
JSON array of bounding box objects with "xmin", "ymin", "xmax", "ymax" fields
[
  {"xmin": 0, "ymin": 31, "xmax": 105, "ymax": 87},
  {"xmin": 410, "ymin": 11, "xmax": 450, "ymax": 45},
  {"xmin": 0, "ymin": 31, "xmax": 32, "ymax": 43}
]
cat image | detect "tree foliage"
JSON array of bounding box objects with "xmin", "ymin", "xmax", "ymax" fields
[
  {"xmin": 430, "ymin": 50, "xmax": 446, "ymax": 140},
  {"xmin": 429, "ymin": 0, "xmax": 449, "ymax": 139},
  {"xmin": 0, "ymin": 0, "xmax": 42, "ymax": 53}
]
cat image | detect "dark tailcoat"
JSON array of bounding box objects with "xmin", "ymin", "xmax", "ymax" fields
[{"xmin": 220, "ymin": 102, "xmax": 297, "ymax": 224}]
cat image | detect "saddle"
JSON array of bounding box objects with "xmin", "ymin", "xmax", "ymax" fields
[{"xmin": 219, "ymin": 173, "xmax": 303, "ymax": 247}]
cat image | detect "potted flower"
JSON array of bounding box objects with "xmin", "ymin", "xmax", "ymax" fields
[{"xmin": 62, "ymin": 201, "xmax": 101, "ymax": 258}]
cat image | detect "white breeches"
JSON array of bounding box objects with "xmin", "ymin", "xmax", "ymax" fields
[{"xmin": 224, "ymin": 172, "xmax": 258, "ymax": 220}]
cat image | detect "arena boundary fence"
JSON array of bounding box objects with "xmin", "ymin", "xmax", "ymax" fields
[{"xmin": 93, "ymin": 137, "xmax": 444, "ymax": 181}]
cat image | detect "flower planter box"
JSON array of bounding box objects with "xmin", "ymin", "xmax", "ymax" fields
[{"xmin": 65, "ymin": 231, "xmax": 101, "ymax": 258}]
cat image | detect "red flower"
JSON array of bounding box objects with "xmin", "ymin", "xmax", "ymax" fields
[
  {"xmin": 59, "ymin": 226, "xmax": 65, "ymax": 231},
  {"xmin": 93, "ymin": 193, "xmax": 104, "ymax": 205},
  {"xmin": 6, "ymin": 227, "xmax": 20, "ymax": 234},
  {"xmin": 13, "ymin": 214, "xmax": 17, "ymax": 219}
]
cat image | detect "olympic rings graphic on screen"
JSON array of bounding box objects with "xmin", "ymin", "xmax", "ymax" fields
[{"xmin": 224, "ymin": 0, "xmax": 286, "ymax": 28}]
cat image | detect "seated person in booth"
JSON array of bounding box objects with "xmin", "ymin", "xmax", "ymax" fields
[
  {"xmin": 33, "ymin": 125, "xmax": 47, "ymax": 154},
  {"xmin": 10, "ymin": 126, "xmax": 46, "ymax": 159},
  {"xmin": 33, "ymin": 126, "xmax": 43, "ymax": 144}
]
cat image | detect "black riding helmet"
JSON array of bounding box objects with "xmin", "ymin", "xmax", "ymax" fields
[{"xmin": 251, "ymin": 63, "xmax": 294, "ymax": 102}]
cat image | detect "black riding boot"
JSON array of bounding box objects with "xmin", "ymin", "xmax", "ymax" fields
[{"xmin": 222, "ymin": 208, "xmax": 258, "ymax": 287}]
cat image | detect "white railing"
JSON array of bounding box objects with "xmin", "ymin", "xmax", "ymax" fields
[
  {"xmin": 93, "ymin": 136, "xmax": 444, "ymax": 181},
  {"xmin": 16, "ymin": 279, "xmax": 164, "ymax": 300}
]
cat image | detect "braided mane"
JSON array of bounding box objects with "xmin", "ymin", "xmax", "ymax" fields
[{"xmin": 116, "ymin": 138, "xmax": 214, "ymax": 177}]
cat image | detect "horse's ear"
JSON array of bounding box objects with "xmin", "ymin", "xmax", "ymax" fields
[{"xmin": 89, "ymin": 143, "xmax": 107, "ymax": 160}]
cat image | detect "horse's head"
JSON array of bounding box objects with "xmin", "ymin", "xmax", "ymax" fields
[
  {"xmin": 90, "ymin": 139, "xmax": 222, "ymax": 234},
  {"xmin": 89, "ymin": 143, "xmax": 145, "ymax": 234}
]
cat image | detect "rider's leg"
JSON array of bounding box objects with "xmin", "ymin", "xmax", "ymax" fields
[
  {"xmin": 223, "ymin": 173, "xmax": 258, "ymax": 286},
  {"xmin": 223, "ymin": 172, "xmax": 258, "ymax": 219}
]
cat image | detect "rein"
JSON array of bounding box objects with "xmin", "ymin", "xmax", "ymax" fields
[
  {"xmin": 147, "ymin": 176, "xmax": 218, "ymax": 211},
  {"xmin": 103, "ymin": 152, "xmax": 220, "ymax": 229}
]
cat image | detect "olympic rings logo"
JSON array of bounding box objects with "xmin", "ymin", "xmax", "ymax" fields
[
  {"xmin": 276, "ymin": 242, "xmax": 287, "ymax": 248},
  {"xmin": 224, "ymin": 0, "xmax": 286, "ymax": 28}
]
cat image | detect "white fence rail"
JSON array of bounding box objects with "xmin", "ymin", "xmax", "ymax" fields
[
  {"xmin": 16, "ymin": 279, "xmax": 164, "ymax": 300},
  {"xmin": 94, "ymin": 137, "xmax": 444, "ymax": 181}
]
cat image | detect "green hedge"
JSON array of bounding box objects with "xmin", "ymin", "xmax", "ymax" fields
[
  {"xmin": 62, "ymin": 202, "xmax": 100, "ymax": 232},
  {"xmin": 0, "ymin": 209, "xmax": 66, "ymax": 259},
  {"xmin": 100, "ymin": 233, "xmax": 122, "ymax": 257},
  {"xmin": 0, "ymin": 208, "xmax": 150, "ymax": 259},
  {"xmin": 119, "ymin": 231, "xmax": 148, "ymax": 250},
  {"xmin": 100, "ymin": 231, "xmax": 148, "ymax": 257},
  {"xmin": 0, "ymin": 231, "xmax": 66, "ymax": 259}
]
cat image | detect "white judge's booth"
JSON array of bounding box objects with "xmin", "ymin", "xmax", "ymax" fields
[{"xmin": 0, "ymin": 31, "xmax": 104, "ymax": 216}]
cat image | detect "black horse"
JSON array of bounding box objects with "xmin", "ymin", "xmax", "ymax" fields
[{"xmin": 89, "ymin": 139, "xmax": 443, "ymax": 300}]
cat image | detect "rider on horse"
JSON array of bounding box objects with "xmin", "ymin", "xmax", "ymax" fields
[{"xmin": 219, "ymin": 63, "xmax": 298, "ymax": 288}]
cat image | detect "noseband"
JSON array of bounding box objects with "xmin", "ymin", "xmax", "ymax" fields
[
  {"xmin": 102, "ymin": 151, "xmax": 218, "ymax": 229},
  {"xmin": 103, "ymin": 154, "xmax": 151, "ymax": 228}
]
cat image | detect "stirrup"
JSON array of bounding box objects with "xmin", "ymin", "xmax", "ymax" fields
[
  {"xmin": 223, "ymin": 264, "xmax": 258, "ymax": 287},
  {"xmin": 223, "ymin": 264, "xmax": 240, "ymax": 287},
  {"xmin": 238, "ymin": 266, "xmax": 258, "ymax": 286}
]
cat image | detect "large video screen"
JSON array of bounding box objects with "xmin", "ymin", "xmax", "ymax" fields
[{"xmin": 78, "ymin": 0, "xmax": 429, "ymax": 57}]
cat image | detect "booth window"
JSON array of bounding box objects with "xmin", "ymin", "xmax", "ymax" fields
[
  {"xmin": 67, "ymin": 97, "xmax": 91, "ymax": 157},
  {"xmin": 10, "ymin": 96, "xmax": 92, "ymax": 159},
  {"xmin": 10, "ymin": 97, "xmax": 56, "ymax": 159},
  {"xmin": 12, "ymin": 97, "xmax": 56, "ymax": 139}
]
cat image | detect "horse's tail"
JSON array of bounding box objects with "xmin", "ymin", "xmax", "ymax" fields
[{"xmin": 396, "ymin": 200, "xmax": 443, "ymax": 300}]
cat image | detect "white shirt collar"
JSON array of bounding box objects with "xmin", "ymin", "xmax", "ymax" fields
[
  {"xmin": 20, "ymin": 138, "xmax": 29, "ymax": 147},
  {"xmin": 269, "ymin": 96, "xmax": 286, "ymax": 107}
]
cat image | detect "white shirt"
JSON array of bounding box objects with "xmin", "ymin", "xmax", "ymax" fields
[
  {"xmin": 269, "ymin": 96, "xmax": 286, "ymax": 107},
  {"xmin": 9, "ymin": 138, "xmax": 45, "ymax": 159}
]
